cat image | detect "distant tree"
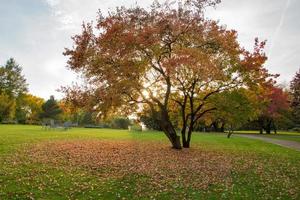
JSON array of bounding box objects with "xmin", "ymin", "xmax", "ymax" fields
[
  {"xmin": 0, "ymin": 93, "xmax": 16, "ymax": 122},
  {"xmin": 17, "ymin": 94, "xmax": 44, "ymax": 124},
  {"xmin": 0, "ymin": 58, "xmax": 28, "ymax": 97},
  {"xmin": 208, "ymin": 89, "xmax": 260, "ymax": 137},
  {"xmin": 59, "ymin": 100, "xmax": 78, "ymax": 123},
  {"xmin": 0, "ymin": 58, "xmax": 28, "ymax": 122},
  {"xmin": 290, "ymin": 68, "xmax": 300, "ymax": 126},
  {"xmin": 81, "ymin": 112, "xmax": 96, "ymax": 125},
  {"xmin": 40, "ymin": 96, "xmax": 62, "ymax": 120},
  {"xmin": 258, "ymin": 86, "xmax": 290, "ymax": 134},
  {"xmin": 15, "ymin": 101, "xmax": 27, "ymax": 123},
  {"xmin": 63, "ymin": 0, "xmax": 276, "ymax": 149},
  {"xmin": 273, "ymin": 108, "xmax": 294, "ymax": 130},
  {"xmin": 110, "ymin": 117, "xmax": 131, "ymax": 129}
]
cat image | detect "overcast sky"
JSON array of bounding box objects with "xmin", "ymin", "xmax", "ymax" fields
[{"xmin": 0, "ymin": 0, "xmax": 299, "ymax": 99}]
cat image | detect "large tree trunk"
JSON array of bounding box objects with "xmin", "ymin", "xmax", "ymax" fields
[
  {"xmin": 180, "ymin": 125, "xmax": 192, "ymax": 148},
  {"xmin": 181, "ymin": 128, "xmax": 189, "ymax": 148},
  {"xmin": 182, "ymin": 136, "xmax": 189, "ymax": 148},
  {"xmin": 184, "ymin": 129, "xmax": 192, "ymax": 148},
  {"xmin": 180, "ymin": 112, "xmax": 188, "ymax": 149},
  {"xmin": 183, "ymin": 121, "xmax": 194, "ymax": 148},
  {"xmin": 182, "ymin": 128, "xmax": 190, "ymax": 148},
  {"xmin": 160, "ymin": 110, "xmax": 182, "ymax": 149},
  {"xmin": 161, "ymin": 123, "xmax": 181, "ymax": 149}
]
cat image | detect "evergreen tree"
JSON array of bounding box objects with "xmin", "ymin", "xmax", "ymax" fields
[
  {"xmin": 0, "ymin": 58, "xmax": 28, "ymax": 97},
  {"xmin": 40, "ymin": 96, "xmax": 62, "ymax": 120},
  {"xmin": 0, "ymin": 58, "xmax": 28, "ymax": 122}
]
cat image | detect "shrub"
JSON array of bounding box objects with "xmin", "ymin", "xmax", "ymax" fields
[
  {"xmin": 139, "ymin": 115, "xmax": 162, "ymax": 131},
  {"xmin": 110, "ymin": 117, "xmax": 131, "ymax": 129},
  {"xmin": 291, "ymin": 127, "xmax": 300, "ymax": 133},
  {"xmin": 130, "ymin": 124, "xmax": 142, "ymax": 132}
]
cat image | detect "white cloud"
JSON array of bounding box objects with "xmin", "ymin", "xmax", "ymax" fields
[
  {"xmin": 268, "ymin": 0, "xmax": 291, "ymax": 58},
  {"xmin": 207, "ymin": 0, "xmax": 300, "ymax": 83}
]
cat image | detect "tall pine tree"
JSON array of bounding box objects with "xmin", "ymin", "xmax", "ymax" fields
[
  {"xmin": 0, "ymin": 58, "xmax": 28, "ymax": 122},
  {"xmin": 40, "ymin": 96, "xmax": 62, "ymax": 120},
  {"xmin": 0, "ymin": 58, "xmax": 28, "ymax": 97}
]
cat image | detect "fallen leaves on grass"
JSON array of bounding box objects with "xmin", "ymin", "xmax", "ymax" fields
[
  {"xmin": 4, "ymin": 140, "xmax": 300, "ymax": 199},
  {"xmin": 21, "ymin": 140, "xmax": 233, "ymax": 189}
]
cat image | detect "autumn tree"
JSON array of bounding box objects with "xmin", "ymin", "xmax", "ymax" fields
[
  {"xmin": 18, "ymin": 94, "xmax": 44, "ymax": 124},
  {"xmin": 0, "ymin": 93, "xmax": 15, "ymax": 122},
  {"xmin": 63, "ymin": 0, "xmax": 275, "ymax": 149},
  {"xmin": 59, "ymin": 100, "xmax": 79, "ymax": 123},
  {"xmin": 290, "ymin": 68, "xmax": 300, "ymax": 126},
  {"xmin": 205, "ymin": 88, "xmax": 260, "ymax": 137},
  {"xmin": 257, "ymin": 86, "xmax": 290, "ymax": 134}
]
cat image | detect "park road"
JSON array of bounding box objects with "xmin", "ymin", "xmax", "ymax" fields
[{"xmin": 236, "ymin": 134, "xmax": 300, "ymax": 152}]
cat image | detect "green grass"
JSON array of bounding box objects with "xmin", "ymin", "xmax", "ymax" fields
[
  {"xmin": 0, "ymin": 125, "xmax": 299, "ymax": 199},
  {"xmin": 0, "ymin": 125, "xmax": 132, "ymax": 154}
]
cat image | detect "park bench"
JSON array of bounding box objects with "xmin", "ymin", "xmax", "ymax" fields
[{"xmin": 42, "ymin": 120, "xmax": 72, "ymax": 131}]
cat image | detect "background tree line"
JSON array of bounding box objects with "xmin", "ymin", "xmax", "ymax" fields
[
  {"xmin": 0, "ymin": 58, "xmax": 43, "ymax": 124},
  {"xmin": 0, "ymin": 57, "xmax": 299, "ymax": 134},
  {"xmin": 0, "ymin": 59, "xmax": 132, "ymax": 129},
  {"xmin": 139, "ymin": 79, "xmax": 300, "ymax": 134}
]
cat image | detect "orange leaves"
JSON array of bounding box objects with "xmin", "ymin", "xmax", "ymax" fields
[{"xmin": 23, "ymin": 140, "xmax": 233, "ymax": 189}]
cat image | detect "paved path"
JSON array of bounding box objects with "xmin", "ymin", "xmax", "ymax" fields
[{"xmin": 236, "ymin": 134, "xmax": 300, "ymax": 152}]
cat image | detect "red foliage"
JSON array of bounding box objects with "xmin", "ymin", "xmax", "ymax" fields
[{"xmin": 265, "ymin": 86, "xmax": 289, "ymax": 118}]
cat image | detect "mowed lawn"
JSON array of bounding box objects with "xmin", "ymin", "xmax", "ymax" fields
[{"xmin": 0, "ymin": 125, "xmax": 299, "ymax": 199}]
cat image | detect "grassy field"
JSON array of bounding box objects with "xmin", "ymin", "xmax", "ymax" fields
[{"xmin": 0, "ymin": 125, "xmax": 299, "ymax": 199}]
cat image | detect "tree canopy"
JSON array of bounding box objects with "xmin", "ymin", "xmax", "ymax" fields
[
  {"xmin": 63, "ymin": 0, "xmax": 276, "ymax": 149},
  {"xmin": 257, "ymin": 85, "xmax": 290, "ymax": 134}
]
